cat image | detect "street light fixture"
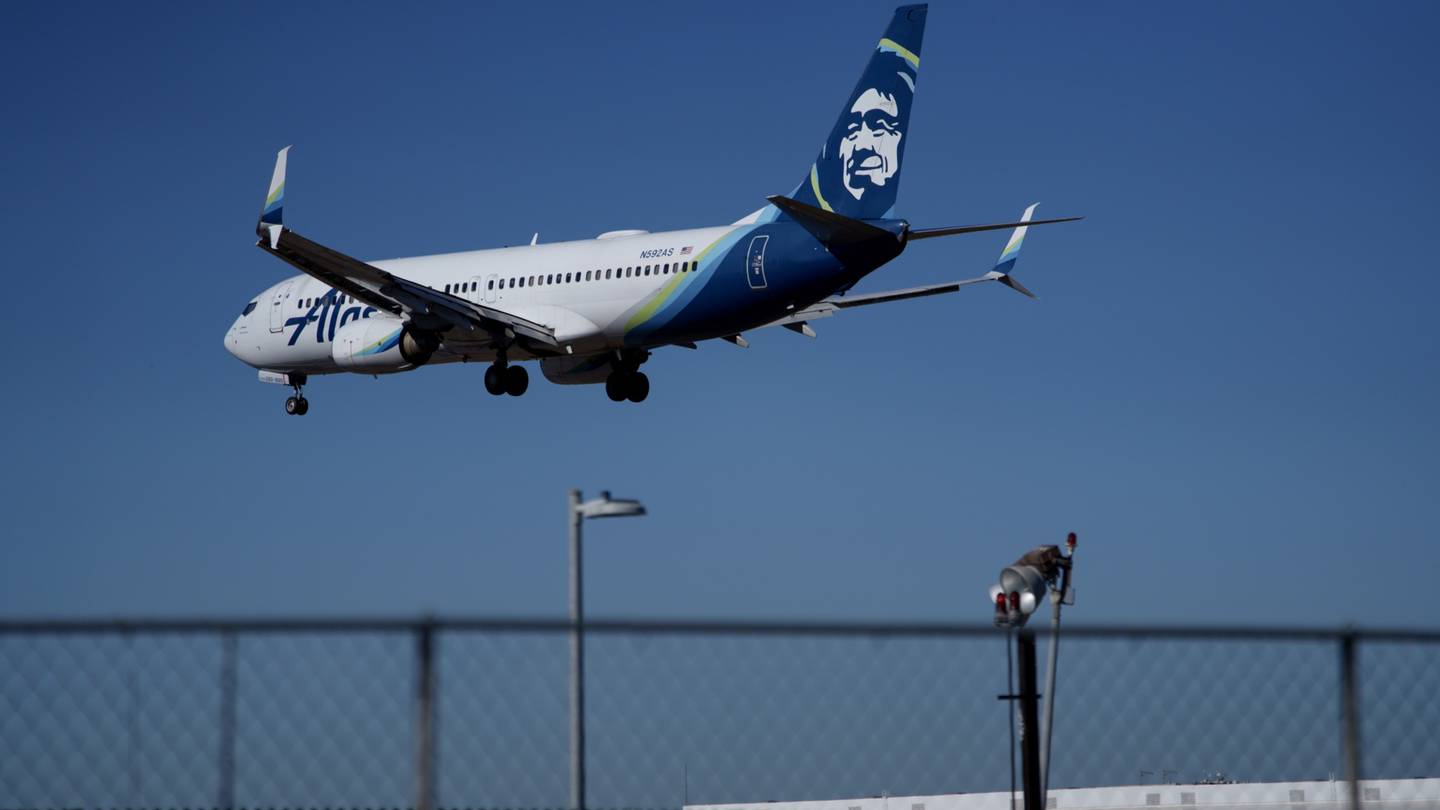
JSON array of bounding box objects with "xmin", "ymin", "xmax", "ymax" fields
[{"xmin": 568, "ymin": 489, "xmax": 647, "ymax": 810}]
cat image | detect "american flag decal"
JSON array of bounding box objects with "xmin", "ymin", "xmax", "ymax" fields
[{"xmin": 680, "ymin": 246, "xmax": 692, "ymax": 255}]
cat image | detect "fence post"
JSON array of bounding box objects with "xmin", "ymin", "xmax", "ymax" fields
[
  {"xmin": 217, "ymin": 631, "xmax": 237, "ymax": 810},
  {"xmin": 1017, "ymin": 630, "xmax": 1042, "ymax": 810},
  {"xmin": 416, "ymin": 620, "xmax": 437, "ymax": 810},
  {"xmin": 1340, "ymin": 632, "xmax": 1363, "ymax": 810}
]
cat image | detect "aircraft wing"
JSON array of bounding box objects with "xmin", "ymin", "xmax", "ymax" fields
[
  {"xmin": 765, "ymin": 273, "xmax": 1016, "ymax": 332},
  {"xmin": 255, "ymin": 147, "xmax": 558, "ymax": 350},
  {"xmin": 764, "ymin": 203, "xmax": 1047, "ymax": 338}
]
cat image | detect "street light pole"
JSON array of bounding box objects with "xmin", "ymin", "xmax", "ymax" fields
[
  {"xmin": 568, "ymin": 489, "xmax": 646, "ymax": 810},
  {"xmin": 569, "ymin": 489, "xmax": 586, "ymax": 810},
  {"xmin": 1039, "ymin": 533, "xmax": 1075, "ymax": 800}
]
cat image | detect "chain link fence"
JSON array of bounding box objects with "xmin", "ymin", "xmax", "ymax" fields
[{"xmin": 1, "ymin": 619, "xmax": 1436, "ymax": 809}]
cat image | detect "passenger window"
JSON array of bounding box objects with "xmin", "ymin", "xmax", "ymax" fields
[
  {"xmin": 663, "ymin": 263, "xmax": 670, "ymax": 274},
  {"xmin": 487, "ymin": 280, "xmax": 494, "ymax": 289}
]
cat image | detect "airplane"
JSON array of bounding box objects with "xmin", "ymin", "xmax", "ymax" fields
[{"xmin": 225, "ymin": 4, "xmax": 1079, "ymax": 415}]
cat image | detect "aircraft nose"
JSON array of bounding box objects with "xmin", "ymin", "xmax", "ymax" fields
[{"xmin": 224, "ymin": 320, "xmax": 254, "ymax": 364}]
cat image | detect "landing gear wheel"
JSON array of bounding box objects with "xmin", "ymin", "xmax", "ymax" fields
[
  {"xmin": 605, "ymin": 372, "xmax": 628, "ymax": 402},
  {"xmin": 504, "ymin": 364, "xmax": 529, "ymax": 396},
  {"xmin": 283, "ymin": 373, "xmax": 310, "ymax": 415},
  {"xmin": 484, "ymin": 364, "xmax": 507, "ymax": 396},
  {"xmin": 626, "ymin": 371, "xmax": 650, "ymax": 403}
]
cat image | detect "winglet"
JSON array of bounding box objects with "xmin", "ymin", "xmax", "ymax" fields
[
  {"xmin": 987, "ymin": 203, "xmax": 1039, "ymax": 298},
  {"xmin": 260, "ymin": 146, "xmax": 290, "ymax": 228}
]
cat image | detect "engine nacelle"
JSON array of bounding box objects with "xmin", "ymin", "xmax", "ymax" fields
[{"xmin": 332, "ymin": 319, "xmax": 437, "ymax": 372}]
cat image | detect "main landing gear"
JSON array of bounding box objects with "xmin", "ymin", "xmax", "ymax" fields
[
  {"xmin": 484, "ymin": 358, "xmax": 529, "ymax": 397},
  {"xmin": 605, "ymin": 350, "xmax": 650, "ymax": 403},
  {"xmin": 283, "ymin": 373, "xmax": 310, "ymax": 416}
]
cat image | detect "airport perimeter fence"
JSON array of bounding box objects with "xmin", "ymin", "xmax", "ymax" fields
[{"xmin": 1, "ymin": 618, "xmax": 1437, "ymax": 810}]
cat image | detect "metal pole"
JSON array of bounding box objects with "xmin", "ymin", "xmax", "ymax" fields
[
  {"xmin": 1340, "ymin": 632, "xmax": 1363, "ymax": 810},
  {"xmin": 126, "ymin": 630, "xmax": 141, "ymax": 805},
  {"xmin": 1039, "ymin": 595, "xmax": 1061, "ymax": 800},
  {"xmin": 570, "ymin": 489, "xmax": 587, "ymax": 810},
  {"xmin": 217, "ymin": 632, "xmax": 237, "ymax": 810},
  {"xmin": 415, "ymin": 620, "xmax": 437, "ymax": 810},
  {"xmin": 1017, "ymin": 630, "xmax": 1042, "ymax": 810}
]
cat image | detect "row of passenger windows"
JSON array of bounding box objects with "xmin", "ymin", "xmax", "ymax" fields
[
  {"xmin": 295, "ymin": 293, "xmax": 359, "ymax": 309},
  {"xmin": 288, "ymin": 260, "xmax": 697, "ymax": 309},
  {"xmin": 442, "ymin": 260, "xmax": 696, "ymax": 295}
]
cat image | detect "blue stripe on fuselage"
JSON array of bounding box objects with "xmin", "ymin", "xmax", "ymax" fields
[{"xmin": 628, "ymin": 222, "xmax": 845, "ymax": 345}]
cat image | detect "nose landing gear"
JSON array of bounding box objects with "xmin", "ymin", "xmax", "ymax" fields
[{"xmin": 283, "ymin": 373, "xmax": 310, "ymax": 416}]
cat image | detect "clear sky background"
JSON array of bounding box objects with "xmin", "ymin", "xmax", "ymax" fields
[{"xmin": 1, "ymin": 1, "xmax": 1436, "ymax": 627}]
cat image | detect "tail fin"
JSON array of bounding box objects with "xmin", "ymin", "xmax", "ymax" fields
[{"xmin": 787, "ymin": 5, "xmax": 927, "ymax": 221}]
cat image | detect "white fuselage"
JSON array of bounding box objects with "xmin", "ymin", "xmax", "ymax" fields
[{"xmin": 225, "ymin": 225, "xmax": 732, "ymax": 374}]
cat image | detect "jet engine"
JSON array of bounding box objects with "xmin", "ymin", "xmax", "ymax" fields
[{"xmin": 332, "ymin": 319, "xmax": 439, "ymax": 372}]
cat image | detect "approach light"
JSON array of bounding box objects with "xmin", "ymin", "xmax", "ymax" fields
[{"xmin": 987, "ymin": 542, "xmax": 1074, "ymax": 629}]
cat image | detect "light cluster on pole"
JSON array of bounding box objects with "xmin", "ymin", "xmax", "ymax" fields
[
  {"xmin": 990, "ymin": 532, "xmax": 1076, "ymax": 629},
  {"xmin": 989, "ymin": 532, "xmax": 1079, "ymax": 810}
]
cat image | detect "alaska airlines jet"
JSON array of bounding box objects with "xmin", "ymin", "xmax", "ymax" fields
[{"xmin": 225, "ymin": 4, "xmax": 1078, "ymax": 414}]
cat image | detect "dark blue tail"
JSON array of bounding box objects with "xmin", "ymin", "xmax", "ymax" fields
[{"xmin": 787, "ymin": 5, "xmax": 927, "ymax": 221}]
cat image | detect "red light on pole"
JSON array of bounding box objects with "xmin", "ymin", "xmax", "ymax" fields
[
  {"xmin": 996, "ymin": 593, "xmax": 1008, "ymax": 610},
  {"xmin": 1009, "ymin": 591, "xmax": 1021, "ymax": 611},
  {"xmin": 1066, "ymin": 532, "xmax": 1077, "ymax": 552}
]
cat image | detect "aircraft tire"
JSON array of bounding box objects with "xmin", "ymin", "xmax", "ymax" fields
[
  {"xmin": 295, "ymin": 397, "xmax": 309, "ymax": 415},
  {"xmin": 285, "ymin": 396, "xmax": 299, "ymax": 415},
  {"xmin": 505, "ymin": 364, "xmax": 529, "ymax": 397},
  {"xmin": 626, "ymin": 372, "xmax": 650, "ymax": 403},
  {"xmin": 605, "ymin": 373, "xmax": 628, "ymax": 402},
  {"xmin": 484, "ymin": 365, "xmax": 507, "ymax": 396}
]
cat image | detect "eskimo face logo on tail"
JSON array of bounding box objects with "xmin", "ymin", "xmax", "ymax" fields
[
  {"xmin": 841, "ymin": 87, "xmax": 903, "ymax": 200},
  {"xmin": 814, "ymin": 46, "xmax": 918, "ymax": 216}
]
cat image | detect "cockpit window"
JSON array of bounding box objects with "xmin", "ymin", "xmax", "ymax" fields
[{"xmin": 241, "ymin": 301, "xmax": 258, "ymax": 316}]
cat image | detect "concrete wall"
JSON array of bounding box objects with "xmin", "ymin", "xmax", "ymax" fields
[{"xmin": 688, "ymin": 778, "xmax": 1440, "ymax": 810}]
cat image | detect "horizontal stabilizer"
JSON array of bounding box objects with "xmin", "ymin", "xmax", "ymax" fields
[
  {"xmin": 907, "ymin": 214, "xmax": 1080, "ymax": 241},
  {"xmin": 767, "ymin": 194, "xmax": 896, "ymax": 249}
]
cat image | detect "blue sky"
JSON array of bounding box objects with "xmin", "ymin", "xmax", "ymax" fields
[{"xmin": 1, "ymin": 0, "xmax": 1436, "ymax": 627}]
